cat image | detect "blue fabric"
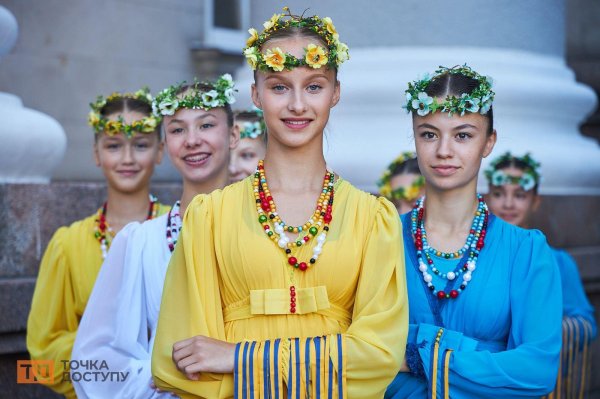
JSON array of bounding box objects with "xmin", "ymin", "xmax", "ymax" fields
[
  {"xmin": 553, "ymin": 248, "xmax": 597, "ymax": 340},
  {"xmin": 405, "ymin": 342, "xmax": 425, "ymax": 379},
  {"xmin": 386, "ymin": 213, "xmax": 563, "ymax": 399}
]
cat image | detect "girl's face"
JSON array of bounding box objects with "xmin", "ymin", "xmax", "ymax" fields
[
  {"xmin": 413, "ymin": 111, "xmax": 496, "ymax": 194},
  {"xmin": 229, "ymin": 133, "xmax": 267, "ymax": 183},
  {"xmin": 486, "ymin": 166, "xmax": 540, "ymax": 227},
  {"xmin": 94, "ymin": 110, "xmax": 163, "ymax": 194},
  {"xmin": 389, "ymin": 172, "xmax": 425, "ymax": 215},
  {"xmin": 163, "ymin": 107, "xmax": 238, "ymax": 185},
  {"xmin": 251, "ymin": 36, "xmax": 340, "ymax": 150}
]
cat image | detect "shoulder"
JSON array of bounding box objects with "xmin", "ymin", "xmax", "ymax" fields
[
  {"xmin": 48, "ymin": 212, "xmax": 98, "ymax": 249},
  {"xmin": 489, "ymin": 214, "xmax": 549, "ymax": 250},
  {"xmin": 340, "ymin": 179, "xmax": 399, "ymax": 219}
]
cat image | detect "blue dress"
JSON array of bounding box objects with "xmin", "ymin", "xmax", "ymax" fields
[{"xmin": 386, "ymin": 213, "xmax": 563, "ymax": 399}]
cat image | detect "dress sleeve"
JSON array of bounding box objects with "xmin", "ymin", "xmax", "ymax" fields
[
  {"xmin": 404, "ymin": 230, "xmax": 563, "ymax": 398},
  {"xmin": 72, "ymin": 222, "xmax": 172, "ymax": 399},
  {"xmin": 152, "ymin": 194, "xmax": 233, "ymax": 399},
  {"xmin": 26, "ymin": 228, "xmax": 78, "ymax": 398},
  {"xmin": 555, "ymin": 250, "xmax": 597, "ymax": 338},
  {"xmin": 232, "ymin": 197, "xmax": 408, "ymax": 399}
]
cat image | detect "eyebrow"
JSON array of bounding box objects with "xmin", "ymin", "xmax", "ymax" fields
[
  {"xmin": 416, "ymin": 123, "xmax": 439, "ymax": 130},
  {"xmin": 167, "ymin": 113, "xmax": 216, "ymax": 125},
  {"xmin": 453, "ymin": 124, "xmax": 477, "ymax": 130}
]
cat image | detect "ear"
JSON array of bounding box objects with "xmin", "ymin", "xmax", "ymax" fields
[
  {"xmin": 93, "ymin": 141, "xmax": 101, "ymax": 167},
  {"xmin": 155, "ymin": 141, "xmax": 164, "ymax": 165},
  {"xmin": 251, "ymin": 83, "xmax": 261, "ymax": 110},
  {"xmin": 482, "ymin": 129, "xmax": 497, "ymax": 158},
  {"xmin": 230, "ymin": 123, "xmax": 240, "ymax": 150},
  {"xmin": 331, "ymin": 80, "xmax": 341, "ymax": 108}
]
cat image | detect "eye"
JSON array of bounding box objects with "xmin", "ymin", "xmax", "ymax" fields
[
  {"xmin": 271, "ymin": 84, "xmax": 287, "ymax": 92},
  {"xmin": 420, "ymin": 131, "xmax": 437, "ymax": 140},
  {"xmin": 515, "ymin": 191, "xmax": 528, "ymax": 199},
  {"xmin": 105, "ymin": 143, "xmax": 121, "ymax": 150},
  {"xmin": 241, "ymin": 151, "xmax": 256, "ymax": 160},
  {"xmin": 491, "ymin": 190, "xmax": 503, "ymax": 198},
  {"xmin": 307, "ymin": 84, "xmax": 322, "ymax": 92},
  {"xmin": 456, "ymin": 132, "xmax": 472, "ymax": 140},
  {"xmin": 134, "ymin": 141, "xmax": 150, "ymax": 149},
  {"xmin": 169, "ymin": 127, "xmax": 184, "ymax": 135},
  {"xmin": 200, "ymin": 123, "xmax": 214, "ymax": 130}
]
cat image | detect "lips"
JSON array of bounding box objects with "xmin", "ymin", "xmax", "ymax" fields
[
  {"xmin": 182, "ymin": 152, "xmax": 210, "ymax": 167},
  {"xmin": 431, "ymin": 165, "xmax": 459, "ymax": 176},
  {"xmin": 282, "ymin": 118, "xmax": 311, "ymax": 130},
  {"xmin": 116, "ymin": 170, "xmax": 140, "ymax": 177}
]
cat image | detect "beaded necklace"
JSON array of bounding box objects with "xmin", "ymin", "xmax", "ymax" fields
[
  {"xmin": 166, "ymin": 201, "xmax": 182, "ymax": 253},
  {"xmin": 254, "ymin": 160, "xmax": 334, "ymax": 313},
  {"xmin": 94, "ymin": 194, "xmax": 160, "ymax": 259},
  {"xmin": 411, "ymin": 195, "xmax": 488, "ymax": 299}
]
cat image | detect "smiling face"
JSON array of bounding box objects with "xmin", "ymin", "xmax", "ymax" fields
[
  {"xmin": 94, "ymin": 110, "xmax": 163, "ymax": 194},
  {"xmin": 413, "ymin": 111, "xmax": 496, "ymax": 194},
  {"xmin": 486, "ymin": 166, "xmax": 540, "ymax": 227},
  {"xmin": 229, "ymin": 134, "xmax": 267, "ymax": 183},
  {"xmin": 251, "ymin": 36, "xmax": 340, "ymax": 150},
  {"xmin": 163, "ymin": 107, "xmax": 237, "ymax": 185}
]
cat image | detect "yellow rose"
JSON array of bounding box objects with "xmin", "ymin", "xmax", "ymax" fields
[
  {"xmin": 322, "ymin": 17, "xmax": 339, "ymax": 40},
  {"xmin": 304, "ymin": 44, "xmax": 328, "ymax": 69},
  {"xmin": 263, "ymin": 14, "xmax": 280, "ymax": 30},
  {"xmin": 88, "ymin": 111, "xmax": 100, "ymax": 126},
  {"xmin": 336, "ymin": 42, "xmax": 349, "ymax": 64},
  {"xmin": 142, "ymin": 117, "xmax": 158, "ymax": 131},
  {"xmin": 244, "ymin": 47, "xmax": 259, "ymax": 69},
  {"xmin": 264, "ymin": 47, "xmax": 286, "ymax": 72},
  {"xmin": 246, "ymin": 28, "xmax": 259, "ymax": 47},
  {"xmin": 404, "ymin": 185, "xmax": 421, "ymax": 201},
  {"xmin": 104, "ymin": 120, "xmax": 122, "ymax": 135}
]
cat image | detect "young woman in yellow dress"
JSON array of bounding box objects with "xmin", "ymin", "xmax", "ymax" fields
[
  {"xmin": 152, "ymin": 8, "xmax": 408, "ymax": 399},
  {"xmin": 27, "ymin": 88, "xmax": 170, "ymax": 398},
  {"xmin": 229, "ymin": 108, "xmax": 267, "ymax": 183}
]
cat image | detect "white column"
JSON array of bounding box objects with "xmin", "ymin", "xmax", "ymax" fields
[{"xmin": 0, "ymin": 6, "xmax": 66, "ymax": 184}]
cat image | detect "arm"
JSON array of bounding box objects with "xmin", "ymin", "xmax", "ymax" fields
[
  {"xmin": 72, "ymin": 223, "xmax": 172, "ymax": 399},
  {"xmin": 26, "ymin": 228, "xmax": 78, "ymax": 398}
]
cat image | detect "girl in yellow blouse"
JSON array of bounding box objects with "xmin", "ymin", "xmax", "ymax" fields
[
  {"xmin": 152, "ymin": 8, "xmax": 408, "ymax": 399},
  {"xmin": 26, "ymin": 88, "xmax": 170, "ymax": 398}
]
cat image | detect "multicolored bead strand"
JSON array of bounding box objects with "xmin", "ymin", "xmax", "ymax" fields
[
  {"xmin": 253, "ymin": 160, "xmax": 334, "ymax": 314},
  {"xmin": 166, "ymin": 201, "xmax": 182, "ymax": 253},
  {"xmin": 411, "ymin": 195, "xmax": 488, "ymax": 299},
  {"xmin": 94, "ymin": 194, "xmax": 160, "ymax": 259}
]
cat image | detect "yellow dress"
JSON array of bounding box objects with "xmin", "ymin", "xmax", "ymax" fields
[
  {"xmin": 152, "ymin": 178, "xmax": 408, "ymax": 399},
  {"xmin": 26, "ymin": 203, "xmax": 170, "ymax": 398}
]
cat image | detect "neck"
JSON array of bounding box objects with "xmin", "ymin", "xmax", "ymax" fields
[
  {"xmin": 105, "ymin": 186, "xmax": 152, "ymax": 232},
  {"xmin": 423, "ymin": 182, "xmax": 479, "ymax": 232},
  {"xmin": 180, "ymin": 168, "xmax": 229, "ymax": 214},
  {"xmin": 262, "ymin": 139, "xmax": 327, "ymax": 192}
]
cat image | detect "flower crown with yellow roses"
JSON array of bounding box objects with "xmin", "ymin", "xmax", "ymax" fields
[
  {"xmin": 243, "ymin": 7, "xmax": 349, "ymax": 72},
  {"xmin": 484, "ymin": 152, "xmax": 541, "ymax": 192},
  {"xmin": 404, "ymin": 65, "xmax": 495, "ymax": 117},
  {"xmin": 88, "ymin": 87, "xmax": 161, "ymax": 138},
  {"xmin": 152, "ymin": 74, "xmax": 236, "ymax": 117},
  {"xmin": 377, "ymin": 151, "xmax": 425, "ymax": 201}
]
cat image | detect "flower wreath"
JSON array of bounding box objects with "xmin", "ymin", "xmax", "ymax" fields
[
  {"xmin": 377, "ymin": 151, "xmax": 425, "ymax": 201},
  {"xmin": 404, "ymin": 64, "xmax": 495, "ymax": 117},
  {"xmin": 484, "ymin": 152, "xmax": 541, "ymax": 192},
  {"xmin": 243, "ymin": 7, "xmax": 349, "ymax": 72},
  {"xmin": 238, "ymin": 109, "xmax": 266, "ymax": 140},
  {"xmin": 152, "ymin": 74, "xmax": 236, "ymax": 117},
  {"xmin": 88, "ymin": 87, "xmax": 161, "ymax": 138}
]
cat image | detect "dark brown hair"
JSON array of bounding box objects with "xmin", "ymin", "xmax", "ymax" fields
[
  {"xmin": 422, "ymin": 73, "xmax": 494, "ymax": 135},
  {"xmin": 391, "ymin": 157, "xmax": 421, "ymax": 178}
]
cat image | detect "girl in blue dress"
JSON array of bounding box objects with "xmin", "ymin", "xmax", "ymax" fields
[
  {"xmin": 385, "ymin": 65, "xmax": 563, "ymax": 399},
  {"xmin": 485, "ymin": 152, "xmax": 596, "ymax": 398}
]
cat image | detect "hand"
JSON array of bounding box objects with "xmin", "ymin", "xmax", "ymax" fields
[
  {"xmin": 399, "ymin": 359, "xmax": 410, "ymax": 373},
  {"xmin": 172, "ymin": 335, "xmax": 236, "ymax": 380}
]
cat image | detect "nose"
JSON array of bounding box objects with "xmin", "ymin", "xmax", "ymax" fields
[
  {"xmin": 504, "ymin": 193, "xmax": 515, "ymax": 209},
  {"xmin": 287, "ymin": 89, "xmax": 307, "ymax": 114},
  {"xmin": 122, "ymin": 142, "xmax": 135, "ymax": 164},
  {"xmin": 436, "ymin": 135, "xmax": 453, "ymax": 159},
  {"xmin": 184, "ymin": 129, "xmax": 201, "ymax": 148}
]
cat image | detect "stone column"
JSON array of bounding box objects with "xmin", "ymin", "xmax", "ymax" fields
[{"xmin": 236, "ymin": 0, "xmax": 599, "ymax": 194}]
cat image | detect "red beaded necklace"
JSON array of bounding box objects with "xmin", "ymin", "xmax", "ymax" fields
[
  {"xmin": 254, "ymin": 160, "xmax": 334, "ymax": 313},
  {"xmin": 94, "ymin": 194, "xmax": 160, "ymax": 259}
]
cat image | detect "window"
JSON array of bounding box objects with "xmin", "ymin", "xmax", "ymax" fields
[{"xmin": 204, "ymin": 0, "xmax": 250, "ymax": 53}]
